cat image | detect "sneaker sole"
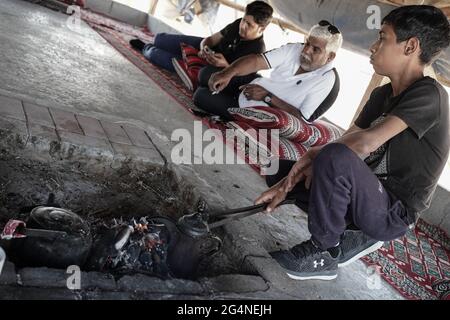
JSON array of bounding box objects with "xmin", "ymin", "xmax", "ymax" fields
[
  {"xmin": 338, "ymin": 241, "xmax": 384, "ymax": 268},
  {"xmin": 172, "ymin": 58, "xmax": 193, "ymax": 91},
  {"xmin": 286, "ymin": 271, "xmax": 337, "ymax": 281}
]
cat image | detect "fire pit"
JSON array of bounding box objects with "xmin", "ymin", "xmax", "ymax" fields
[{"xmin": 0, "ymin": 153, "xmax": 239, "ymax": 281}]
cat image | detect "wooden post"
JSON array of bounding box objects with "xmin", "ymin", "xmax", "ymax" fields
[
  {"xmin": 149, "ymin": 0, "xmax": 159, "ymax": 16},
  {"xmin": 215, "ymin": 0, "xmax": 308, "ymax": 35}
]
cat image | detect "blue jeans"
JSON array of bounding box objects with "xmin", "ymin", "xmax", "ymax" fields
[{"xmin": 142, "ymin": 33, "xmax": 203, "ymax": 72}]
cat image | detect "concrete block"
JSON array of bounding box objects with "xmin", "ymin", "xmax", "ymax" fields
[
  {"xmin": 0, "ymin": 117, "xmax": 29, "ymax": 147},
  {"xmin": 109, "ymin": 2, "xmax": 147, "ymax": 27},
  {"xmin": 0, "ymin": 95, "xmax": 25, "ymax": 121},
  {"xmin": 19, "ymin": 267, "xmax": 68, "ymax": 288},
  {"xmin": 49, "ymin": 108, "xmax": 83, "ymax": 134},
  {"xmin": 18, "ymin": 268, "xmax": 116, "ymax": 291},
  {"xmin": 23, "ymin": 103, "xmax": 55, "ymax": 128},
  {"xmin": 241, "ymin": 256, "xmax": 295, "ymax": 292},
  {"xmin": 81, "ymin": 272, "xmax": 116, "ymax": 291},
  {"xmin": 147, "ymin": 15, "xmax": 182, "ymax": 36},
  {"xmin": 59, "ymin": 131, "xmax": 114, "ymax": 159},
  {"xmin": 0, "ymin": 261, "xmax": 17, "ymax": 286},
  {"xmin": 101, "ymin": 121, "xmax": 132, "ymax": 145},
  {"xmin": 28, "ymin": 123, "xmax": 59, "ymax": 142},
  {"xmin": 76, "ymin": 115, "xmax": 107, "ymax": 140},
  {"xmin": 122, "ymin": 125, "xmax": 153, "ymax": 148},
  {"xmin": 26, "ymin": 124, "xmax": 60, "ymax": 157},
  {"xmin": 84, "ymin": 0, "xmax": 113, "ymax": 15},
  {"xmin": 0, "ymin": 285, "xmax": 80, "ymax": 300},
  {"xmin": 112, "ymin": 142, "xmax": 164, "ymax": 165},
  {"xmin": 117, "ymin": 274, "xmax": 204, "ymax": 295},
  {"xmin": 200, "ymin": 275, "xmax": 268, "ymax": 293}
]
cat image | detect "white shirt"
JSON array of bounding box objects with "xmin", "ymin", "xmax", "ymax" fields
[{"xmin": 238, "ymin": 43, "xmax": 336, "ymax": 120}]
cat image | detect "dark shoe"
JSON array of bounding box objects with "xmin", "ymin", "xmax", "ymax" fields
[
  {"xmin": 270, "ymin": 239, "xmax": 339, "ymax": 280},
  {"xmin": 129, "ymin": 39, "xmax": 146, "ymax": 52},
  {"xmin": 338, "ymin": 229, "xmax": 384, "ymax": 267}
]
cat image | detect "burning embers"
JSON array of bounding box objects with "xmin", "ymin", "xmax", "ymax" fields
[
  {"xmin": 1, "ymin": 204, "xmax": 222, "ymax": 280},
  {"xmin": 86, "ymin": 216, "xmax": 172, "ymax": 277}
]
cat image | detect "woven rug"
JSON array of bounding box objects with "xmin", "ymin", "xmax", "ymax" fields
[{"xmin": 362, "ymin": 219, "xmax": 450, "ymax": 300}]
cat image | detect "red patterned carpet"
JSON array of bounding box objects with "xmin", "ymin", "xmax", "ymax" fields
[
  {"xmin": 80, "ymin": 9, "xmax": 450, "ymax": 300},
  {"xmin": 362, "ymin": 219, "xmax": 450, "ymax": 300}
]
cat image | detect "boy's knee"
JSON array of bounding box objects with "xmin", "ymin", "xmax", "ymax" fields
[{"xmin": 315, "ymin": 143, "xmax": 355, "ymax": 168}]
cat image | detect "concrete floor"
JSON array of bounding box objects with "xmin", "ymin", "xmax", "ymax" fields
[{"xmin": 0, "ymin": 0, "xmax": 403, "ymax": 299}]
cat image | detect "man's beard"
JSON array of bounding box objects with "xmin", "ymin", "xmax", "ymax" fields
[{"xmin": 300, "ymin": 53, "xmax": 313, "ymax": 71}]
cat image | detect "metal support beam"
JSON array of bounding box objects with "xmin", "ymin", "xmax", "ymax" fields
[
  {"xmin": 216, "ymin": 0, "xmax": 308, "ymax": 35},
  {"xmin": 149, "ymin": 0, "xmax": 159, "ymax": 16}
]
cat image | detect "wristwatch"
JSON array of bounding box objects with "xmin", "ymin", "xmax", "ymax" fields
[{"xmin": 264, "ymin": 92, "xmax": 273, "ymax": 105}]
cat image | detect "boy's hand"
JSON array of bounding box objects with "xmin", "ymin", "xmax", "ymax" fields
[
  {"xmin": 255, "ymin": 178, "xmax": 289, "ymax": 213},
  {"xmin": 284, "ymin": 147, "xmax": 322, "ymax": 192},
  {"xmin": 205, "ymin": 53, "xmax": 229, "ymax": 68}
]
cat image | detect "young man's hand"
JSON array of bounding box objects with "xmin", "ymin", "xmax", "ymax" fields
[
  {"xmin": 239, "ymin": 84, "xmax": 269, "ymax": 101},
  {"xmin": 255, "ymin": 146, "xmax": 323, "ymax": 213},
  {"xmin": 255, "ymin": 178, "xmax": 289, "ymax": 213},
  {"xmin": 284, "ymin": 147, "xmax": 322, "ymax": 192},
  {"xmin": 205, "ymin": 52, "xmax": 229, "ymax": 68}
]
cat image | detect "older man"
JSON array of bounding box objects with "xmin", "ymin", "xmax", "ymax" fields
[{"xmin": 193, "ymin": 20, "xmax": 343, "ymax": 122}]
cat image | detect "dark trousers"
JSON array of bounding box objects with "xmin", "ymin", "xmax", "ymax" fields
[
  {"xmin": 142, "ymin": 33, "xmax": 203, "ymax": 72},
  {"xmin": 193, "ymin": 65, "xmax": 260, "ymax": 120},
  {"xmin": 267, "ymin": 143, "xmax": 410, "ymax": 250}
]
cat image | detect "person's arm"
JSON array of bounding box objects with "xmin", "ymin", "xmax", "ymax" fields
[
  {"xmin": 199, "ymin": 32, "xmax": 223, "ymax": 58},
  {"xmin": 256, "ymin": 116, "xmax": 408, "ymax": 212},
  {"xmin": 208, "ymin": 54, "xmax": 269, "ymax": 92},
  {"xmin": 334, "ymin": 115, "xmax": 407, "ymax": 158},
  {"xmin": 270, "ymin": 96, "xmax": 304, "ymax": 118},
  {"xmin": 238, "ymin": 83, "xmax": 305, "ymax": 119}
]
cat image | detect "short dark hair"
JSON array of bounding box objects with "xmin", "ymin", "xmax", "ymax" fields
[
  {"xmin": 382, "ymin": 5, "xmax": 450, "ymax": 64},
  {"xmin": 245, "ymin": 1, "xmax": 273, "ymax": 27}
]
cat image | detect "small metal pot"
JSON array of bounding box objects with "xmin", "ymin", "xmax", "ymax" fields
[
  {"xmin": 10, "ymin": 207, "xmax": 92, "ymax": 269},
  {"xmin": 151, "ymin": 216, "xmax": 222, "ymax": 279}
]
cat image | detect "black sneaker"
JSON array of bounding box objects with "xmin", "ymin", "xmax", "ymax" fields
[
  {"xmin": 338, "ymin": 229, "xmax": 384, "ymax": 268},
  {"xmin": 270, "ymin": 239, "xmax": 339, "ymax": 280},
  {"xmin": 129, "ymin": 39, "xmax": 146, "ymax": 52}
]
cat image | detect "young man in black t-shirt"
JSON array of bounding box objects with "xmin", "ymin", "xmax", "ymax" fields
[
  {"xmin": 255, "ymin": 5, "xmax": 450, "ymax": 281},
  {"xmin": 129, "ymin": 1, "xmax": 272, "ymax": 77}
]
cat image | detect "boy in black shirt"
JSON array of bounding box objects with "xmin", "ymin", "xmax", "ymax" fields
[
  {"xmin": 129, "ymin": 1, "xmax": 272, "ymax": 78},
  {"xmin": 255, "ymin": 5, "xmax": 450, "ymax": 281}
]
